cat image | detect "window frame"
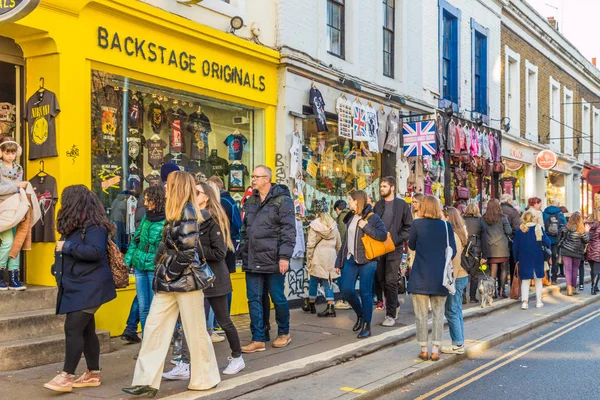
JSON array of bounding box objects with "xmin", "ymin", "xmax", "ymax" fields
[
  {"xmin": 549, "ymin": 77, "xmax": 561, "ymax": 152},
  {"xmin": 438, "ymin": 0, "xmax": 461, "ymax": 110},
  {"xmin": 471, "ymin": 18, "xmax": 488, "ymax": 117},
  {"xmin": 383, "ymin": 0, "xmax": 395, "ymax": 78},
  {"xmin": 327, "ymin": 0, "xmax": 345, "ymax": 59},
  {"xmin": 504, "ymin": 45, "xmax": 521, "ymax": 135},
  {"xmin": 525, "ymin": 60, "xmax": 538, "ymax": 141}
]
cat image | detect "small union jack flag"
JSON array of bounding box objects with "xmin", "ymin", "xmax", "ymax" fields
[
  {"xmin": 352, "ymin": 102, "xmax": 367, "ymax": 141},
  {"xmin": 402, "ymin": 120, "xmax": 437, "ymax": 157}
]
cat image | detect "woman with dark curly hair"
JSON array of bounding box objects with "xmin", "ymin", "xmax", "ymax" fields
[
  {"xmin": 44, "ymin": 185, "xmax": 117, "ymax": 393},
  {"xmin": 124, "ymin": 186, "xmax": 166, "ymax": 333}
]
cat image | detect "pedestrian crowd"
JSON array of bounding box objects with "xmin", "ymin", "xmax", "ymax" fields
[{"xmin": 39, "ymin": 159, "xmax": 591, "ymax": 396}]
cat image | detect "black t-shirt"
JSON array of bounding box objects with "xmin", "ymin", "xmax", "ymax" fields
[
  {"xmin": 25, "ymin": 90, "xmax": 60, "ymax": 160},
  {"xmin": 145, "ymin": 138, "xmax": 167, "ymax": 169},
  {"xmin": 30, "ymin": 174, "xmax": 58, "ymax": 242},
  {"xmin": 228, "ymin": 163, "xmax": 248, "ymax": 192},
  {"xmin": 167, "ymin": 108, "xmax": 187, "ymax": 153},
  {"xmin": 309, "ymin": 87, "xmax": 328, "ymax": 133},
  {"xmin": 145, "ymin": 173, "xmax": 162, "ymax": 187},
  {"xmin": 147, "ymin": 102, "xmax": 167, "ymax": 133},
  {"xmin": 164, "ymin": 152, "xmax": 191, "ymax": 171},
  {"xmin": 205, "ymin": 154, "xmax": 230, "ymax": 180},
  {"xmin": 128, "ymin": 94, "xmax": 144, "ymax": 130},
  {"xmin": 188, "ymin": 112, "xmax": 212, "ymax": 161}
]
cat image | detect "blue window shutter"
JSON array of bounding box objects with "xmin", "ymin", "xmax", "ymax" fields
[
  {"xmin": 471, "ymin": 18, "xmax": 489, "ymax": 116},
  {"xmin": 439, "ymin": 0, "xmax": 461, "ymax": 110}
]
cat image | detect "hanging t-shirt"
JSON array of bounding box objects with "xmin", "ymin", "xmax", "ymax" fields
[
  {"xmin": 147, "ymin": 102, "xmax": 167, "ymax": 133},
  {"xmin": 289, "ymin": 134, "xmax": 301, "ymax": 178},
  {"xmin": 145, "ymin": 173, "xmax": 162, "ymax": 187},
  {"xmin": 228, "ymin": 164, "xmax": 248, "ymax": 193},
  {"xmin": 205, "ymin": 153, "xmax": 230, "ymax": 179},
  {"xmin": 365, "ymin": 105, "xmax": 379, "ymax": 153},
  {"xmin": 500, "ymin": 177, "xmax": 518, "ymax": 199},
  {"xmin": 377, "ymin": 110, "xmax": 387, "ymax": 153},
  {"xmin": 224, "ymin": 134, "xmax": 248, "ymax": 161},
  {"xmin": 309, "ymin": 87, "xmax": 328, "ymax": 132},
  {"xmin": 127, "ymin": 136, "xmax": 144, "ymax": 160},
  {"xmin": 145, "ymin": 137, "xmax": 167, "ymax": 169},
  {"xmin": 30, "ymin": 174, "xmax": 58, "ymax": 242},
  {"xmin": 164, "ymin": 152, "xmax": 191, "ymax": 171},
  {"xmin": 25, "ymin": 90, "xmax": 60, "ymax": 160},
  {"xmin": 128, "ymin": 94, "xmax": 143, "ymax": 130},
  {"xmin": 352, "ymin": 101, "xmax": 367, "ymax": 142},
  {"xmin": 188, "ymin": 112, "xmax": 211, "ymax": 161},
  {"xmin": 167, "ymin": 108, "xmax": 187, "ymax": 153},
  {"xmin": 384, "ymin": 112, "xmax": 401, "ymax": 153},
  {"xmin": 336, "ymin": 96, "xmax": 353, "ymax": 139}
]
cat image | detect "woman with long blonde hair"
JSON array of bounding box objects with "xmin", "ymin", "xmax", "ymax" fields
[
  {"xmin": 559, "ymin": 212, "xmax": 590, "ymax": 295},
  {"xmin": 123, "ymin": 171, "xmax": 220, "ymax": 397},
  {"xmin": 513, "ymin": 211, "xmax": 551, "ymax": 309}
]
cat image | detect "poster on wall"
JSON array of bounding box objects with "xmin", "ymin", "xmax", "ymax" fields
[
  {"xmin": 336, "ymin": 96, "xmax": 353, "ymax": 139},
  {"xmin": 402, "ymin": 120, "xmax": 437, "ymax": 157}
]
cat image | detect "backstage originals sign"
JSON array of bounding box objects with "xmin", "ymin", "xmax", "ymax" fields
[
  {"xmin": 0, "ymin": 0, "xmax": 40, "ymax": 23},
  {"xmin": 97, "ymin": 26, "xmax": 267, "ymax": 92}
]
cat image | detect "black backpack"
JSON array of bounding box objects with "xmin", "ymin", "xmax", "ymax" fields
[{"xmin": 545, "ymin": 214, "xmax": 560, "ymax": 237}]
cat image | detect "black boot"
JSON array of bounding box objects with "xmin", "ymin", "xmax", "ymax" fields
[
  {"xmin": 309, "ymin": 302, "xmax": 316, "ymax": 314},
  {"xmin": 317, "ymin": 304, "xmax": 336, "ymax": 318},
  {"xmin": 302, "ymin": 298, "xmax": 311, "ymax": 312},
  {"xmin": 264, "ymin": 323, "xmax": 271, "ymax": 342},
  {"xmin": 357, "ymin": 323, "xmax": 371, "ymax": 339},
  {"xmin": 352, "ymin": 314, "xmax": 363, "ymax": 331},
  {"xmin": 122, "ymin": 385, "xmax": 158, "ymax": 397}
]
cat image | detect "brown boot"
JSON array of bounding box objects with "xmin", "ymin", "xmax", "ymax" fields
[
  {"xmin": 542, "ymin": 276, "xmax": 552, "ymax": 287},
  {"xmin": 567, "ymin": 285, "xmax": 573, "ymax": 296},
  {"xmin": 241, "ymin": 341, "xmax": 266, "ymax": 353},
  {"xmin": 272, "ymin": 334, "xmax": 292, "ymax": 348}
]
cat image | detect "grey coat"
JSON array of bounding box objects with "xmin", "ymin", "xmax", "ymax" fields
[
  {"xmin": 501, "ymin": 202, "xmax": 521, "ymax": 232},
  {"xmin": 481, "ymin": 216, "xmax": 512, "ymax": 259}
]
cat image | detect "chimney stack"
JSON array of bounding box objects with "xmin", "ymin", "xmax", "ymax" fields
[
  {"xmin": 593, "ymin": 58, "xmax": 597, "ymax": 67},
  {"xmin": 547, "ymin": 16, "xmax": 559, "ymax": 30}
]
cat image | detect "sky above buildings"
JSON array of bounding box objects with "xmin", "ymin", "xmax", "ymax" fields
[{"xmin": 526, "ymin": 0, "xmax": 599, "ymax": 62}]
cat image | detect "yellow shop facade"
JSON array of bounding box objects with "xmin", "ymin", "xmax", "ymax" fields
[{"xmin": 0, "ymin": 0, "xmax": 279, "ymax": 335}]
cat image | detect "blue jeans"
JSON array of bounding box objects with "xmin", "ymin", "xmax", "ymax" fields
[
  {"xmin": 134, "ymin": 269, "xmax": 155, "ymax": 332},
  {"xmin": 246, "ymin": 272, "xmax": 289, "ymax": 342},
  {"xmin": 309, "ymin": 275, "xmax": 334, "ymax": 301},
  {"xmin": 340, "ymin": 256, "xmax": 377, "ymax": 324},
  {"xmin": 125, "ymin": 295, "xmax": 140, "ymax": 334},
  {"xmin": 445, "ymin": 276, "xmax": 468, "ymax": 346}
]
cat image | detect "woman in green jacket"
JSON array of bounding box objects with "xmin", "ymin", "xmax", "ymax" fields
[{"xmin": 124, "ymin": 186, "xmax": 166, "ymax": 332}]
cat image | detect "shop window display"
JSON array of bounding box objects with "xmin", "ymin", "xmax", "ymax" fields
[
  {"xmin": 91, "ymin": 70, "xmax": 262, "ymax": 251},
  {"xmin": 546, "ymin": 171, "xmax": 566, "ymax": 206},
  {"xmin": 500, "ymin": 167, "xmax": 525, "ymax": 211},
  {"xmin": 301, "ymin": 118, "xmax": 380, "ymax": 214}
]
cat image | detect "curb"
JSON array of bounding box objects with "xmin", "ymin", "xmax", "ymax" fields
[
  {"xmin": 163, "ymin": 279, "xmax": 585, "ymax": 400},
  {"xmin": 356, "ymin": 279, "xmax": 599, "ymax": 399}
]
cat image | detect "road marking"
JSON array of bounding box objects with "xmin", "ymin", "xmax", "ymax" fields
[
  {"xmin": 416, "ymin": 307, "xmax": 600, "ymax": 400},
  {"xmin": 340, "ymin": 387, "xmax": 368, "ymax": 394}
]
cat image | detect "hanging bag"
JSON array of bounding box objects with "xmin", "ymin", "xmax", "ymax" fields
[
  {"xmin": 443, "ymin": 221, "xmax": 456, "ymax": 295},
  {"xmin": 361, "ymin": 213, "xmax": 395, "ymax": 260},
  {"xmin": 510, "ymin": 262, "xmax": 521, "ymax": 300},
  {"xmin": 81, "ymin": 226, "xmax": 129, "ymax": 289}
]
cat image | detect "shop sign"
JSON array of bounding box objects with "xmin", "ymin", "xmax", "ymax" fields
[
  {"xmin": 97, "ymin": 26, "xmax": 267, "ymax": 92},
  {"xmin": 586, "ymin": 168, "xmax": 600, "ymax": 186},
  {"xmin": 553, "ymin": 160, "xmax": 572, "ymax": 174},
  {"xmin": 501, "ymin": 141, "xmax": 534, "ymax": 164},
  {"xmin": 536, "ymin": 150, "xmax": 558, "ymax": 170},
  {"xmin": 0, "ymin": 0, "xmax": 39, "ymax": 23},
  {"xmin": 504, "ymin": 160, "xmax": 523, "ymax": 171}
]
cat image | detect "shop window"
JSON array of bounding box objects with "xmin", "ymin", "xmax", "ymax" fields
[
  {"xmin": 0, "ymin": 61, "xmax": 18, "ymax": 138},
  {"xmin": 471, "ymin": 19, "xmax": 488, "ymax": 116},
  {"xmin": 525, "ymin": 61, "xmax": 538, "ymax": 141},
  {"xmin": 327, "ymin": 0, "xmax": 345, "ymax": 59},
  {"xmin": 383, "ymin": 0, "xmax": 395, "ymax": 78},
  {"xmin": 91, "ymin": 70, "xmax": 263, "ymax": 252},
  {"xmin": 547, "ymin": 171, "xmax": 566, "ymax": 207},
  {"xmin": 501, "ymin": 167, "xmax": 525, "ymax": 212},
  {"xmin": 439, "ymin": 0, "xmax": 460, "ymax": 107},
  {"xmin": 301, "ymin": 118, "xmax": 380, "ymax": 217},
  {"xmin": 505, "ymin": 46, "xmax": 520, "ymax": 135}
]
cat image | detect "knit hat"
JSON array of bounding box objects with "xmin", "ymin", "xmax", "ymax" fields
[
  {"xmin": 160, "ymin": 162, "xmax": 180, "ymax": 182},
  {"xmin": 314, "ymin": 199, "xmax": 329, "ymax": 214}
]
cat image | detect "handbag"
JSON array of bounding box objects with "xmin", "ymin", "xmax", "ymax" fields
[
  {"xmin": 81, "ymin": 226, "xmax": 129, "ymax": 289},
  {"xmin": 361, "ymin": 213, "xmax": 395, "ymax": 260},
  {"xmin": 510, "ymin": 262, "xmax": 521, "ymax": 300},
  {"xmin": 493, "ymin": 161, "xmax": 505, "ymax": 174},
  {"xmin": 172, "ymin": 234, "xmax": 216, "ymax": 291},
  {"xmin": 443, "ymin": 221, "xmax": 456, "ymax": 295},
  {"xmin": 456, "ymin": 186, "xmax": 469, "ymax": 200}
]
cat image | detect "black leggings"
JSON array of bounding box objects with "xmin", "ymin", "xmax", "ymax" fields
[
  {"xmin": 63, "ymin": 311, "xmax": 100, "ymax": 374},
  {"xmin": 182, "ymin": 295, "xmax": 242, "ymax": 362},
  {"xmin": 491, "ymin": 262, "xmax": 508, "ymax": 292},
  {"xmin": 590, "ymin": 261, "xmax": 600, "ymax": 288}
]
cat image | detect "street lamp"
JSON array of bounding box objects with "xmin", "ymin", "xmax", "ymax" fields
[{"xmin": 491, "ymin": 117, "xmax": 511, "ymax": 132}]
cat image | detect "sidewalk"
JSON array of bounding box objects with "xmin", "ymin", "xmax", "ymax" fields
[{"xmin": 0, "ymin": 276, "xmax": 588, "ymax": 399}]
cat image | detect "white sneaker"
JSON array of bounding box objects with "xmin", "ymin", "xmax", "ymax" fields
[
  {"xmin": 441, "ymin": 345, "xmax": 465, "ymax": 354},
  {"xmin": 381, "ymin": 316, "xmax": 395, "ymax": 327},
  {"xmin": 334, "ymin": 300, "xmax": 352, "ymax": 310},
  {"xmin": 536, "ymin": 302, "xmax": 544, "ymax": 308},
  {"xmin": 223, "ymin": 356, "xmax": 245, "ymax": 375},
  {"xmin": 162, "ymin": 362, "xmax": 190, "ymax": 380},
  {"xmin": 521, "ymin": 301, "xmax": 529, "ymax": 310},
  {"xmin": 211, "ymin": 332, "xmax": 225, "ymax": 343}
]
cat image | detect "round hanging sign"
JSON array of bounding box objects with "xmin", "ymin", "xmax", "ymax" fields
[
  {"xmin": 0, "ymin": 0, "xmax": 40, "ymax": 24},
  {"xmin": 536, "ymin": 150, "xmax": 558, "ymax": 170},
  {"xmin": 586, "ymin": 168, "xmax": 600, "ymax": 186},
  {"xmin": 504, "ymin": 160, "xmax": 523, "ymax": 171}
]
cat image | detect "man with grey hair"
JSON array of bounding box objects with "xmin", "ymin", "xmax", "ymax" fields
[{"xmin": 240, "ymin": 165, "xmax": 296, "ymax": 353}]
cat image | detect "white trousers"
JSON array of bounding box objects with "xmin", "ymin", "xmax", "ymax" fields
[
  {"xmin": 132, "ymin": 290, "xmax": 221, "ymax": 390},
  {"xmin": 521, "ymin": 272, "xmax": 543, "ymax": 305}
]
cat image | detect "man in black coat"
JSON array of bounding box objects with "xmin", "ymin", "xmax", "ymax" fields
[
  {"xmin": 240, "ymin": 165, "xmax": 296, "ymax": 353},
  {"xmin": 373, "ymin": 177, "xmax": 412, "ymax": 327}
]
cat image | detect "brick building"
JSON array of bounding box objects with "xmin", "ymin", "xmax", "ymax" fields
[{"xmin": 501, "ymin": 0, "xmax": 600, "ymax": 213}]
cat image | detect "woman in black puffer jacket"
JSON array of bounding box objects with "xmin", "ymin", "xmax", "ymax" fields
[
  {"xmin": 558, "ymin": 212, "xmax": 589, "ymax": 296},
  {"xmin": 124, "ymin": 171, "xmax": 220, "ymax": 397}
]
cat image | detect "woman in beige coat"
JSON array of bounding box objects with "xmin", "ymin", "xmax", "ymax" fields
[{"xmin": 303, "ymin": 199, "xmax": 342, "ymax": 317}]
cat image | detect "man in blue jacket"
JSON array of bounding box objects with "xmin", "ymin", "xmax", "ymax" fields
[
  {"xmin": 240, "ymin": 166, "xmax": 296, "ymax": 353},
  {"xmin": 543, "ymin": 199, "xmax": 567, "ymax": 284}
]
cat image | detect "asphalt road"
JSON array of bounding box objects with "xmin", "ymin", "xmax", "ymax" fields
[{"xmin": 385, "ymin": 301, "xmax": 600, "ymax": 400}]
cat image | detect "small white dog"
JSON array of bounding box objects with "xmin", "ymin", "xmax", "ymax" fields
[{"xmin": 478, "ymin": 277, "xmax": 496, "ymax": 308}]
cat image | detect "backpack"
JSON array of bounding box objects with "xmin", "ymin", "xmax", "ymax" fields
[
  {"xmin": 545, "ymin": 214, "xmax": 560, "ymax": 237},
  {"xmin": 222, "ymin": 195, "xmax": 242, "ymax": 240}
]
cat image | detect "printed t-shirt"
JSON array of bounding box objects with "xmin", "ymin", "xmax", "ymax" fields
[
  {"xmin": 228, "ymin": 164, "xmax": 248, "ymax": 193},
  {"xmin": 188, "ymin": 112, "xmax": 211, "ymax": 161},
  {"xmin": 147, "ymin": 102, "xmax": 167, "ymax": 133},
  {"xmin": 25, "ymin": 90, "xmax": 60, "ymax": 160},
  {"xmin": 167, "ymin": 108, "xmax": 187, "ymax": 153},
  {"xmin": 145, "ymin": 138, "xmax": 167, "ymax": 169},
  {"xmin": 224, "ymin": 134, "xmax": 247, "ymax": 161},
  {"xmin": 309, "ymin": 87, "xmax": 328, "ymax": 132},
  {"xmin": 30, "ymin": 174, "xmax": 58, "ymax": 242}
]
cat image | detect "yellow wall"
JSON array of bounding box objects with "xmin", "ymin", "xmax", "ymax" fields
[{"xmin": 2, "ymin": 0, "xmax": 279, "ymax": 334}]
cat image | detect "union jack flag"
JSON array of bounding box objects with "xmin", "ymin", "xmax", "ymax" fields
[
  {"xmin": 402, "ymin": 120, "xmax": 437, "ymax": 157},
  {"xmin": 352, "ymin": 101, "xmax": 367, "ymax": 141}
]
